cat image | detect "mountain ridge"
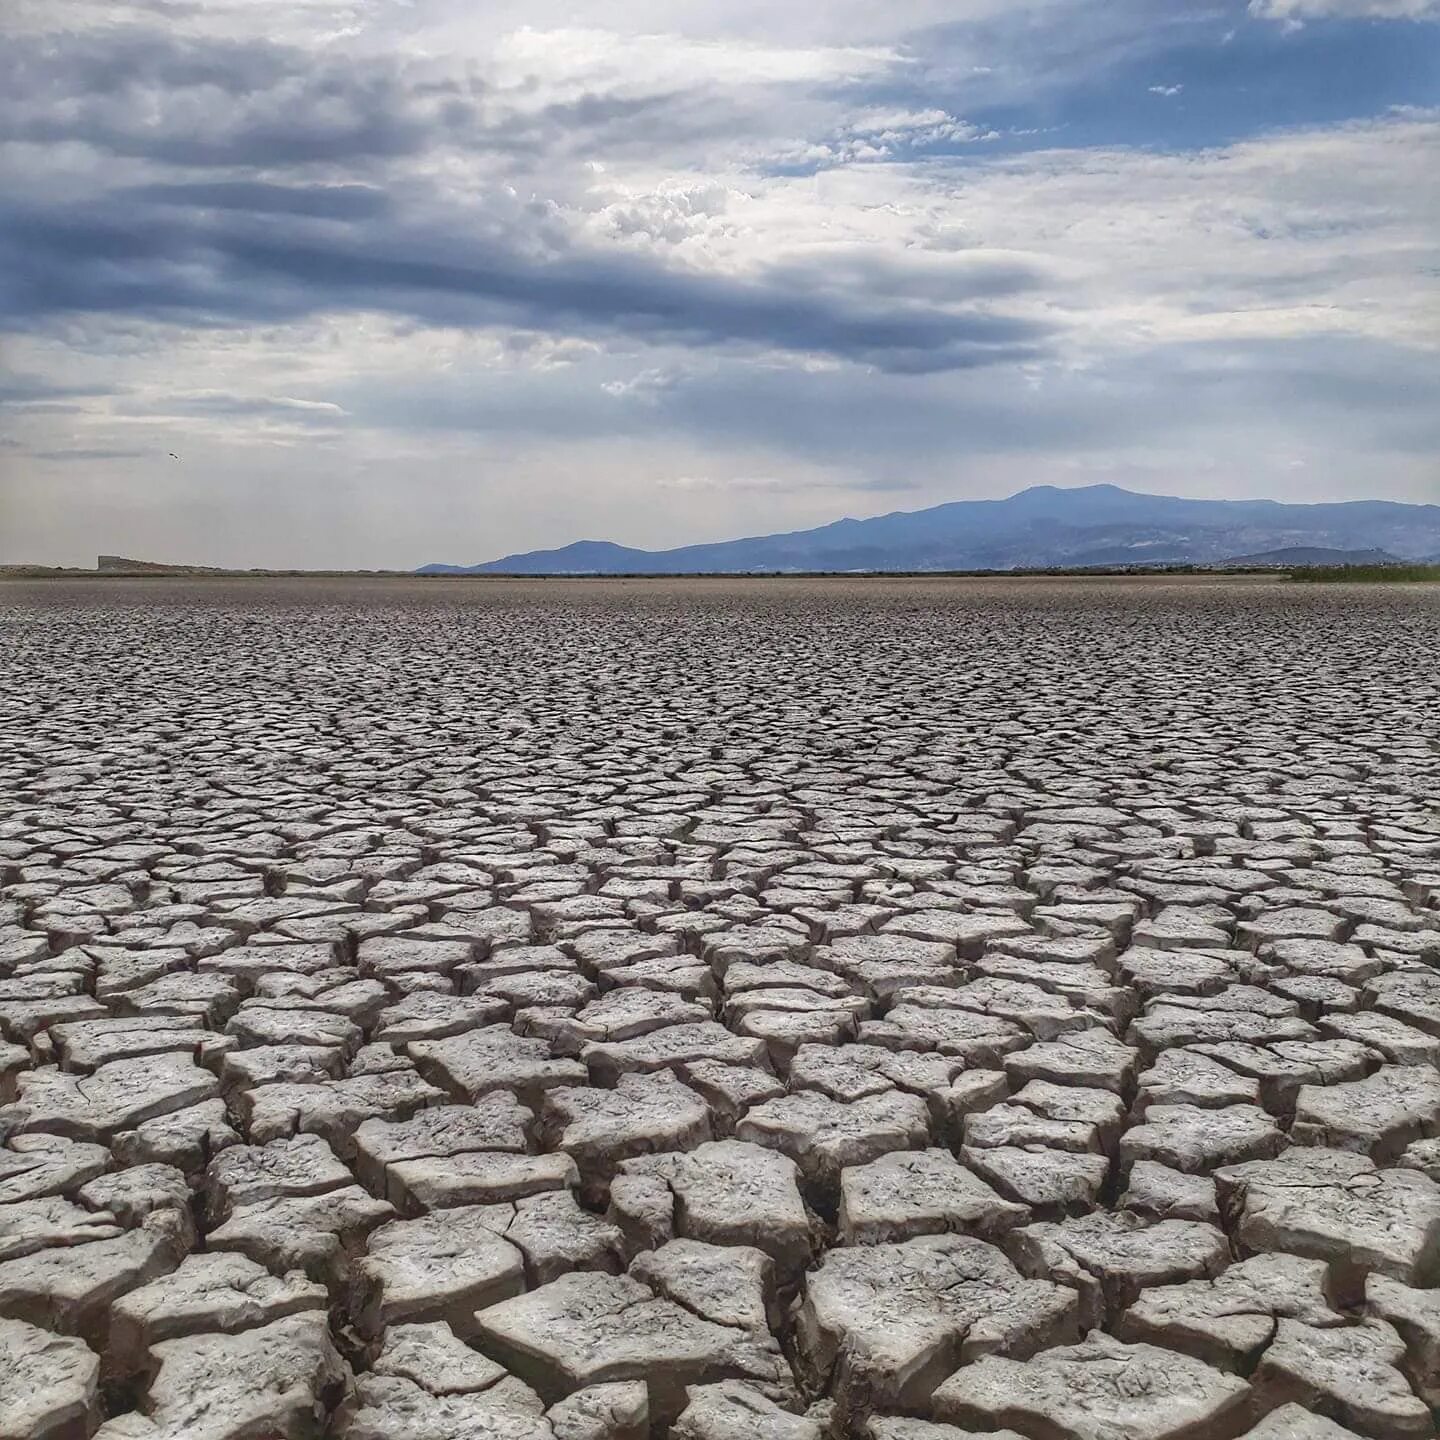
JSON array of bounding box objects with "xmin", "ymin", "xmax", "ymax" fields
[
  {"xmin": 1215, "ymin": 546, "xmax": 1403, "ymax": 568},
  {"xmin": 419, "ymin": 484, "xmax": 1440, "ymax": 575}
]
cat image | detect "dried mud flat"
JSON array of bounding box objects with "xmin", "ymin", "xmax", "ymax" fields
[{"xmin": 1, "ymin": 574, "xmax": 1439, "ymax": 1440}]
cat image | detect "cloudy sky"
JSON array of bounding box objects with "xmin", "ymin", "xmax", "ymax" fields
[{"xmin": 2, "ymin": 0, "xmax": 1437, "ymax": 568}]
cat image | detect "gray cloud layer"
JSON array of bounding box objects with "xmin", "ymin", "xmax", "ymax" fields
[{"xmin": 2, "ymin": 192, "xmax": 1051, "ymax": 374}]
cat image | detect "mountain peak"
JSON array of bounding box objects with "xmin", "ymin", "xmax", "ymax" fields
[{"xmin": 1012, "ymin": 482, "xmax": 1127, "ymax": 496}]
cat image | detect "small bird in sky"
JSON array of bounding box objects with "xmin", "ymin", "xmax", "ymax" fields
[{"xmin": 168, "ymin": 452, "xmax": 181, "ymax": 461}]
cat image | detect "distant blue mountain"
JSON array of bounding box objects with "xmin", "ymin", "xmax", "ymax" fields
[
  {"xmin": 418, "ymin": 484, "xmax": 1440, "ymax": 575},
  {"xmin": 1215, "ymin": 546, "xmax": 1403, "ymax": 568}
]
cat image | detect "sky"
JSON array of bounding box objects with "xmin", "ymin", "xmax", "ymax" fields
[{"xmin": 1, "ymin": 0, "xmax": 1438, "ymax": 568}]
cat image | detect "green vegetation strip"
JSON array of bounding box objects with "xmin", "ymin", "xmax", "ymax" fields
[{"xmin": 1290, "ymin": 565, "xmax": 1440, "ymax": 583}]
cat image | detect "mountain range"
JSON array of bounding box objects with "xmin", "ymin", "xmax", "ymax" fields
[{"xmin": 419, "ymin": 484, "xmax": 1440, "ymax": 575}]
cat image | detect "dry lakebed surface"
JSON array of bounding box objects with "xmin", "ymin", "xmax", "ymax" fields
[{"xmin": 1, "ymin": 574, "xmax": 1438, "ymax": 1440}]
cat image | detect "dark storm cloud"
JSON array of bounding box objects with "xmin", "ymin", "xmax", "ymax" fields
[
  {"xmin": 0, "ymin": 29, "xmax": 456, "ymax": 166},
  {"xmin": 0, "ymin": 26, "xmax": 772, "ymax": 172},
  {"xmin": 0, "ymin": 182, "xmax": 1056, "ymax": 374}
]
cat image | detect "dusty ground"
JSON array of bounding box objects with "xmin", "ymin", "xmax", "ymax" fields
[{"xmin": 1, "ymin": 575, "xmax": 1439, "ymax": 1440}]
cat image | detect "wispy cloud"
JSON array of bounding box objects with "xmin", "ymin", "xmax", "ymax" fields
[
  {"xmin": 31, "ymin": 447, "xmax": 152, "ymax": 461},
  {"xmin": 1249, "ymin": 0, "xmax": 1440, "ymax": 20}
]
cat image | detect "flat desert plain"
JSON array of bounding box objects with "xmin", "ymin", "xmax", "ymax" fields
[{"xmin": 1, "ymin": 575, "xmax": 1439, "ymax": 1440}]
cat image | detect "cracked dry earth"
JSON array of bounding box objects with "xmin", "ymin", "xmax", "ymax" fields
[{"xmin": 1, "ymin": 576, "xmax": 1439, "ymax": 1440}]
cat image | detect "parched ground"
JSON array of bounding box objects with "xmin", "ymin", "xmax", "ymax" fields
[{"xmin": 1, "ymin": 574, "xmax": 1439, "ymax": 1440}]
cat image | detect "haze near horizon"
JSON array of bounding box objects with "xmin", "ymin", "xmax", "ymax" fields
[{"xmin": 2, "ymin": 0, "xmax": 1438, "ymax": 568}]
